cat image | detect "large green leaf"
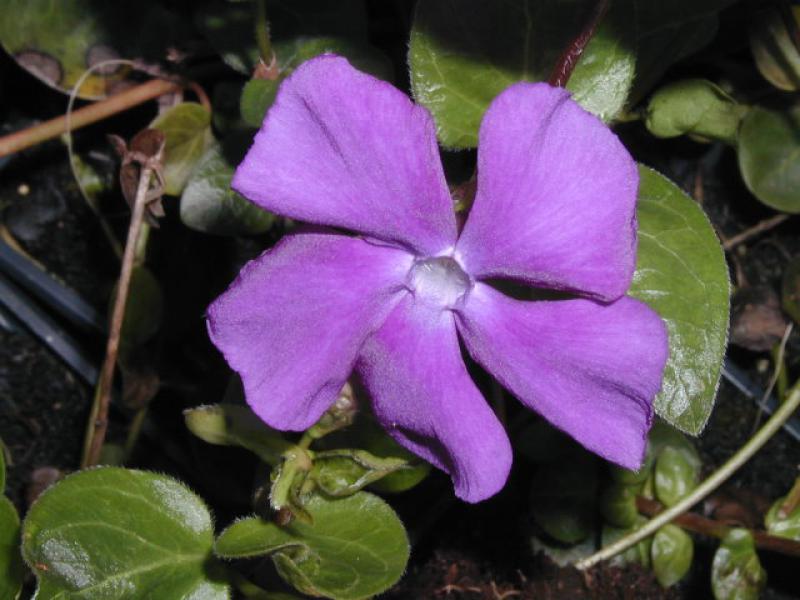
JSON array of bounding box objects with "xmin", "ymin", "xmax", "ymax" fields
[
  {"xmin": 22, "ymin": 468, "xmax": 229, "ymax": 599},
  {"xmin": 711, "ymin": 529, "xmax": 766, "ymax": 600},
  {"xmin": 180, "ymin": 144, "xmax": 275, "ymax": 236},
  {"xmin": 629, "ymin": 166, "xmax": 729, "ymax": 435},
  {"xmin": 151, "ymin": 103, "xmax": 214, "ymax": 196},
  {"xmin": 0, "ymin": 0, "xmax": 188, "ymax": 98},
  {"xmin": 737, "ymin": 105, "xmax": 800, "ymax": 213},
  {"xmin": 215, "ymin": 492, "xmax": 408, "ymax": 600},
  {"xmin": 0, "ymin": 496, "xmax": 23, "ymax": 600},
  {"xmin": 408, "ymin": 0, "xmax": 635, "ymax": 148},
  {"xmin": 651, "ymin": 524, "xmax": 694, "ymax": 588}
]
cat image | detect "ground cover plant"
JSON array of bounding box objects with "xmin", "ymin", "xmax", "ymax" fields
[{"xmin": 0, "ymin": 0, "xmax": 799, "ymax": 598}]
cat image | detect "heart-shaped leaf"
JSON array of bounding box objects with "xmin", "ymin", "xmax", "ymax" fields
[
  {"xmin": 0, "ymin": 496, "xmax": 23, "ymax": 600},
  {"xmin": 408, "ymin": 0, "xmax": 635, "ymax": 148},
  {"xmin": 711, "ymin": 529, "xmax": 767, "ymax": 600},
  {"xmin": 737, "ymin": 105, "xmax": 800, "ymax": 214},
  {"xmin": 651, "ymin": 524, "xmax": 694, "ymax": 588},
  {"xmin": 215, "ymin": 492, "xmax": 409, "ymax": 600},
  {"xmin": 184, "ymin": 403, "xmax": 292, "ymax": 465},
  {"xmin": 180, "ymin": 144, "xmax": 275, "ymax": 236},
  {"xmin": 151, "ymin": 103, "xmax": 214, "ymax": 196},
  {"xmin": 629, "ymin": 166, "xmax": 730, "ymax": 435},
  {"xmin": 22, "ymin": 467, "xmax": 229, "ymax": 599}
]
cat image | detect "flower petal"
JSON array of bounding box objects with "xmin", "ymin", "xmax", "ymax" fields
[
  {"xmin": 456, "ymin": 284, "xmax": 668, "ymax": 469},
  {"xmin": 207, "ymin": 231, "xmax": 412, "ymax": 430},
  {"xmin": 357, "ymin": 295, "xmax": 512, "ymax": 502},
  {"xmin": 232, "ymin": 55, "xmax": 457, "ymax": 255},
  {"xmin": 456, "ymin": 83, "xmax": 639, "ymax": 301}
]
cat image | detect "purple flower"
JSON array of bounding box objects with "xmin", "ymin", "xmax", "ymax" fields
[{"xmin": 207, "ymin": 56, "xmax": 669, "ymax": 502}]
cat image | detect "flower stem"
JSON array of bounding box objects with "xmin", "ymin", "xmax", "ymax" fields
[
  {"xmin": 548, "ymin": 0, "xmax": 609, "ymax": 87},
  {"xmin": 576, "ymin": 378, "xmax": 800, "ymax": 570},
  {"xmin": 254, "ymin": 0, "xmax": 273, "ymax": 64}
]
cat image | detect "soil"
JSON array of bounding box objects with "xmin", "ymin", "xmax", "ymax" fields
[{"xmin": 2, "ymin": 3, "xmax": 800, "ymax": 599}]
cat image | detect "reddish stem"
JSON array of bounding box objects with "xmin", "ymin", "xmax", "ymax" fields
[{"xmin": 548, "ymin": 0, "xmax": 610, "ymax": 87}]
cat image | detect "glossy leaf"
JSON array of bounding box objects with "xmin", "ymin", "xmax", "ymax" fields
[
  {"xmin": 750, "ymin": 6, "xmax": 800, "ymax": 91},
  {"xmin": 0, "ymin": 496, "xmax": 23, "ymax": 600},
  {"xmin": 311, "ymin": 450, "xmax": 413, "ymax": 497},
  {"xmin": 711, "ymin": 529, "xmax": 766, "ymax": 600},
  {"xmin": 408, "ymin": 0, "xmax": 635, "ymax": 148},
  {"xmin": 645, "ymin": 79, "xmax": 747, "ymax": 144},
  {"xmin": 783, "ymin": 257, "xmax": 800, "ymax": 325},
  {"xmin": 215, "ymin": 492, "xmax": 409, "ymax": 600},
  {"xmin": 651, "ymin": 524, "xmax": 694, "ymax": 588},
  {"xmin": 600, "ymin": 483, "xmax": 641, "ymax": 529},
  {"xmin": 629, "ymin": 166, "xmax": 730, "ymax": 435},
  {"xmin": 654, "ymin": 446, "xmax": 700, "ymax": 507},
  {"xmin": 737, "ymin": 105, "xmax": 800, "ymax": 213},
  {"xmin": 764, "ymin": 495, "xmax": 800, "ymax": 541},
  {"xmin": 151, "ymin": 103, "xmax": 214, "ymax": 196},
  {"xmin": 22, "ymin": 467, "xmax": 229, "ymax": 599},
  {"xmin": 181, "ymin": 144, "xmax": 275, "ymax": 236},
  {"xmin": 184, "ymin": 403, "xmax": 292, "ymax": 465},
  {"xmin": 530, "ymin": 451, "xmax": 598, "ymax": 544}
]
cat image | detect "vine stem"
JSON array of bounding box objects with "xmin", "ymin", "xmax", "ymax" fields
[
  {"xmin": 576, "ymin": 379, "xmax": 800, "ymax": 570},
  {"xmin": 80, "ymin": 147, "xmax": 162, "ymax": 468},
  {"xmin": 548, "ymin": 0, "xmax": 609, "ymax": 87}
]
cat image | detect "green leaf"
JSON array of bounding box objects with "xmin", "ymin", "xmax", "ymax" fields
[
  {"xmin": 654, "ymin": 446, "xmax": 700, "ymax": 507},
  {"xmin": 651, "ymin": 524, "xmax": 694, "ymax": 588},
  {"xmin": 629, "ymin": 166, "xmax": 730, "ymax": 434},
  {"xmin": 764, "ymin": 495, "xmax": 800, "ymax": 541},
  {"xmin": 750, "ymin": 6, "xmax": 800, "ymax": 92},
  {"xmin": 184, "ymin": 404, "xmax": 292, "ymax": 465},
  {"xmin": 311, "ymin": 450, "xmax": 414, "ymax": 497},
  {"xmin": 783, "ymin": 257, "xmax": 800, "ymax": 325},
  {"xmin": 628, "ymin": 0, "xmax": 737, "ymax": 102},
  {"xmin": 530, "ymin": 451, "xmax": 598, "ymax": 544},
  {"xmin": 22, "ymin": 467, "xmax": 229, "ymax": 599},
  {"xmin": 181, "ymin": 144, "xmax": 275, "ymax": 236},
  {"xmin": 711, "ymin": 529, "xmax": 767, "ymax": 600},
  {"xmin": 0, "ymin": 496, "xmax": 24, "ymax": 600},
  {"xmin": 151, "ymin": 103, "xmax": 214, "ymax": 196},
  {"xmin": 601, "ymin": 517, "xmax": 652, "ymax": 568},
  {"xmin": 240, "ymin": 79, "xmax": 280, "ymax": 129},
  {"xmin": 0, "ymin": 0, "xmax": 189, "ymax": 99},
  {"xmin": 215, "ymin": 492, "xmax": 409, "ymax": 600},
  {"xmin": 116, "ymin": 266, "xmax": 163, "ymax": 356},
  {"xmin": 645, "ymin": 79, "xmax": 748, "ymax": 144},
  {"xmin": 737, "ymin": 105, "xmax": 800, "ymax": 213},
  {"xmin": 600, "ymin": 483, "xmax": 641, "ymax": 529},
  {"xmin": 408, "ymin": 0, "xmax": 635, "ymax": 148}
]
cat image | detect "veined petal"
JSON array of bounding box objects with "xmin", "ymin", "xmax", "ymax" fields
[
  {"xmin": 357, "ymin": 295, "xmax": 512, "ymax": 502},
  {"xmin": 232, "ymin": 55, "xmax": 457, "ymax": 255},
  {"xmin": 207, "ymin": 231, "xmax": 412, "ymax": 430},
  {"xmin": 456, "ymin": 284, "xmax": 668, "ymax": 470},
  {"xmin": 456, "ymin": 83, "xmax": 639, "ymax": 301}
]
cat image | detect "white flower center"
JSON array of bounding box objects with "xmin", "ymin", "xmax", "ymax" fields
[{"xmin": 407, "ymin": 256, "xmax": 472, "ymax": 308}]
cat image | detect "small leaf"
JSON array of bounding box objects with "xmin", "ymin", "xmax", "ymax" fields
[
  {"xmin": 629, "ymin": 166, "xmax": 730, "ymax": 435},
  {"xmin": 240, "ymin": 79, "xmax": 280, "ymax": 128},
  {"xmin": 651, "ymin": 524, "xmax": 694, "ymax": 588},
  {"xmin": 750, "ymin": 6, "xmax": 800, "ymax": 91},
  {"xmin": 654, "ymin": 447, "xmax": 700, "ymax": 508},
  {"xmin": 737, "ymin": 105, "xmax": 800, "ymax": 213},
  {"xmin": 764, "ymin": 495, "xmax": 800, "ymax": 541},
  {"xmin": 215, "ymin": 492, "xmax": 409, "ymax": 600},
  {"xmin": 409, "ymin": 0, "xmax": 635, "ymax": 148},
  {"xmin": 783, "ymin": 257, "xmax": 800, "ymax": 325},
  {"xmin": 711, "ymin": 529, "xmax": 767, "ymax": 600},
  {"xmin": 0, "ymin": 496, "xmax": 24, "ymax": 600},
  {"xmin": 151, "ymin": 103, "xmax": 214, "ymax": 196},
  {"xmin": 181, "ymin": 144, "xmax": 275, "ymax": 236},
  {"xmin": 22, "ymin": 467, "xmax": 229, "ymax": 599},
  {"xmin": 600, "ymin": 483, "xmax": 641, "ymax": 529},
  {"xmin": 184, "ymin": 404, "xmax": 292, "ymax": 464},
  {"xmin": 530, "ymin": 451, "xmax": 598, "ymax": 544},
  {"xmin": 601, "ymin": 518, "xmax": 652, "ymax": 568},
  {"xmin": 645, "ymin": 79, "xmax": 748, "ymax": 144},
  {"xmin": 311, "ymin": 450, "xmax": 413, "ymax": 497}
]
